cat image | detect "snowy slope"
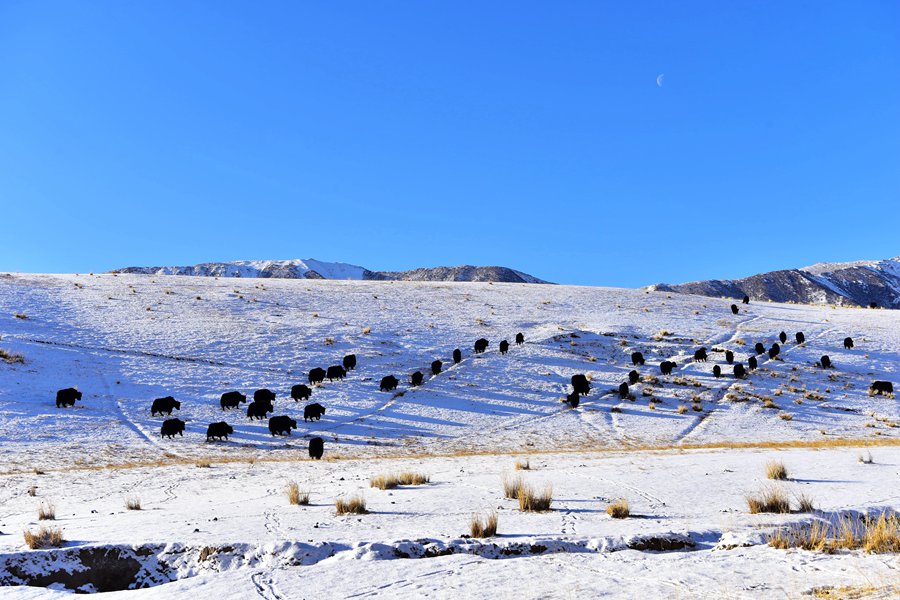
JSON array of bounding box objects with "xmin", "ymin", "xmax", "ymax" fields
[{"xmin": 0, "ymin": 274, "xmax": 898, "ymax": 597}]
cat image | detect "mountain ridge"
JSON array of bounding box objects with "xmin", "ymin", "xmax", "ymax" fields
[
  {"xmin": 648, "ymin": 256, "xmax": 900, "ymax": 308},
  {"xmin": 111, "ymin": 259, "xmax": 550, "ymax": 284}
]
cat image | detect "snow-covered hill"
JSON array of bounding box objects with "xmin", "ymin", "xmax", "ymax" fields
[
  {"xmin": 0, "ymin": 273, "xmax": 898, "ymax": 597},
  {"xmin": 113, "ymin": 259, "xmax": 549, "ymax": 284},
  {"xmin": 649, "ymin": 256, "xmax": 900, "ymax": 308}
]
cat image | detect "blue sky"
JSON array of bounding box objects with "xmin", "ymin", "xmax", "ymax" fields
[{"xmin": 1, "ymin": 1, "xmax": 897, "ymax": 286}]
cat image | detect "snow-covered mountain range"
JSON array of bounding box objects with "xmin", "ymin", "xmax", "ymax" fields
[
  {"xmin": 649, "ymin": 256, "xmax": 900, "ymax": 308},
  {"xmin": 112, "ymin": 259, "xmax": 548, "ymax": 284}
]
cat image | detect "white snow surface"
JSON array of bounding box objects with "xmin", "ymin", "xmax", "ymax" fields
[{"xmin": 0, "ymin": 273, "xmax": 898, "ymax": 598}]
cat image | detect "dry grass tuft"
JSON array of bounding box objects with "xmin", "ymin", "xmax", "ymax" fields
[
  {"xmin": 37, "ymin": 500, "xmax": 56, "ymax": 520},
  {"xmin": 27, "ymin": 485, "xmax": 37, "ymax": 497},
  {"xmin": 195, "ymin": 460, "xmax": 211, "ymax": 468},
  {"xmin": 518, "ymin": 483, "xmax": 553, "ymax": 512},
  {"xmin": 677, "ymin": 405, "xmax": 688, "ymax": 414},
  {"xmin": 606, "ymin": 498, "xmax": 630, "ymax": 519},
  {"xmin": 0, "ymin": 348, "xmax": 25, "ymax": 364},
  {"xmin": 14, "ymin": 312, "xmax": 28, "ymax": 319},
  {"xmin": 766, "ymin": 460, "xmax": 789, "ymax": 480},
  {"xmin": 796, "ymin": 493, "xmax": 816, "ymax": 513},
  {"xmin": 652, "ymin": 329, "xmax": 672, "ymax": 341},
  {"xmin": 286, "ymin": 481, "xmax": 310, "ymax": 506},
  {"xmin": 469, "ymin": 511, "xmax": 499, "ymax": 538},
  {"xmin": 362, "ymin": 326, "xmax": 372, "ymax": 335},
  {"xmin": 335, "ymin": 494, "xmax": 367, "ymax": 515},
  {"xmin": 503, "ymin": 475, "xmax": 524, "ymax": 499},
  {"xmin": 23, "ymin": 526, "xmax": 64, "ymax": 549},
  {"xmin": 747, "ymin": 486, "xmax": 791, "ymax": 514},
  {"xmin": 779, "ymin": 412, "xmax": 793, "ymax": 421},
  {"xmin": 324, "ymin": 337, "xmax": 335, "ymax": 346},
  {"xmin": 770, "ymin": 512, "xmax": 900, "ymax": 554},
  {"xmin": 370, "ymin": 473, "xmax": 399, "ymax": 490},
  {"xmin": 125, "ymin": 495, "xmax": 142, "ymax": 510},
  {"xmin": 514, "ymin": 458, "xmax": 531, "ymax": 470},
  {"xmin": 858, "ymin": 451, "xmax": 874, "ymax": 465},
  {"xmin": 396, "ymin": 471, "xmax": 430, "ymax": 486},
  {"xmin": 762, "ymin": 399, "xmax": 779, "ymax": 410}
]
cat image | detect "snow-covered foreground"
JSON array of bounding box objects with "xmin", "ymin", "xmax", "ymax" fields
[{"xmin": 0, "ymin": 273, "xmax": 898, "ymax": 597}]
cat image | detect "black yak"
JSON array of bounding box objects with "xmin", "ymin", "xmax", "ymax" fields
[
  {"xmin": 254, "ymin": 389, "xmax": 276, "ymax": 404},
  {"xmin": 754, "ymin": 343, "xmax": 766, "ymax": 355},
  {"xmin": 734, "ymin": 364, "xmax": 746, "ymax": 379},
  {"xmin": 410, "ymin": 371, "xmax": 424, "ymax": 386},
  {"xmin": 308, "ymin": 437, "xmax": 324, "ymax": 459},
  {"xmin": 795, "ymin": 332, "xmax": 805, "ymax": 345},
  {"xmin": 304, "ymin": 403, "xmax": 326, "ymax": 422},
  {"xmin": 247, "ymin": 401, "xmax": 273, "ymax": 420},
  {"xmin": 291, "ymin": 384, "xmax": 312, "ymax": 402},
  {"xmin": 870, "ymin": 381, "xmax": 894, "ymax": 396},
  {"xmin": 308, "ymin": 367, "xmax": 326, "ymax": 385},
  {"xmin": 326, "ymin": 365, "xmax": 347, "ymax": 381},
  {"xmin": 571, "ymin": 374, "xmax": 591, "ymax": 396},
  {"xmin": 819, "ymin": 355, "xmax": 832, "ymax": 369},
  {"xmin": 151, "ymin": 396, "xmax": 181, "ymax": 416},
  {"xmin": 713, "ymin": 365, "xmax": 721, "ymax": 378},
  {"xmin": 499, "ymin": 340, "xmax": 509, "ymax": 355},
  {"xmin": 431, "ymin": 360, "xmax": 442, "ymax": 375},
  {"xmin": 844, "ymin": 337, "xmax": 854, "ymax": 350},
  {"xmin": 474, "ymin": 338, "xmax": 489, "ymax": 353},
  {"xmin": 618, "ymin": 382, "xmax": 629, "ymax": 399},
  {"xmin": 220, "ymin": 391, "xmax": 246, "ymax": 410},
  {"xmin": 731, "ymin": 304, "xmax": 739, "ymax": 315},
  {"xmin": 161, "ymin": 418, "xmax": 185, "ymax": 439},
  {"xmin": 628, "ymin": 370, "xmax": 640, "ymax": 385},
  {"xmin": 748, "ymin": 356, "xmax": 758, "ymax": 371},
  {"xmin": 725, "ymin": 350, "xmax": 734, "ymax": 364},
  {"xmin": 453, "ymin": 348, "xmax": 462, "ymax": 364},
  {"xmin": 779, "ymin": 331, "xmax": 787, "ymax": 344},
  {"xmin": 631, "ymin": 352, "xmax": 645, "ymax": 366},
  {"xmin": 566, "ymin": 391, "xmax": 580, "ymax": 408},
  {"xmin": 742, "ymin": 295, "xmax": 750, "ymax": 304},
  {"xmin": 515, "ymin": 332, "xmax": 524, "ymax": 345},
  {"xmin": 380, "ymin": 375, "xmax": 399, "ymax": 392},
  {"xmin": 206, "ymin": 421, "xmax": 233, "ymax": 442},
  {"xmin": 268, "ymin": 415, "xmax": 297, "ymax": 436},
  {"xmin": 55, "ymin": 388, "xmax": 82, "ymax": 408},
  {"xmin": 694, "ymin": 348, "xmax": 708, "ymax": 362},
  {"xmin": 660, "ymin": 361, "xmax": 676, "ymax": 375}
]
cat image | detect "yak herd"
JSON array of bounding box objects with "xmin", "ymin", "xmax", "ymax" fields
[
  {"xmin": 52, "ymin": 333, "xmax": 530, "ymax": 460},
  {"xmin": 51, "ymin": 296, "xmax": 896, "ymax": 457}
]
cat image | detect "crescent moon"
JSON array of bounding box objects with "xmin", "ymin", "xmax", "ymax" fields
[{"xmin": 656, "ymin": 74, "xmax": 665, "ymax": 87}]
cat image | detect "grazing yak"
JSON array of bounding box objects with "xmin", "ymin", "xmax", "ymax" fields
[
  {"xmin": 55, "ymin": 388, "xmax": 82, "ymax": 408},
  {"xmin": 844, "ymin": 337, "xmax": 854, "ymax": 350},
  {"xmin": 819, "ymin": 355, "xmax": 833, "ymax": 369},
  {"xmin": 304, "ymin": 403, "xmax": 326, "ymax": 422},
  {"xmin": 694, "ymin": 348, "xmax": 708, "ymax": 362},
  {"xmin": 618, "ymin": 382, "xmax": 630, "ymax": 399},
  {"xmin": 499, "ymin": 340, "xmax": 509, "ymax": 355},
  {"xmin": 515, "ymin": 332, "xmax": 524, "ymax": 345},
  {"xmin": 308, "ymin": 367, "xmax": 326, "ymax": 385},
  {"xmin": 870, "ymin": 381, "xmax": 894, "ymax": 396},
  {"xmin": 779, "ymin": 331, "xmax": 787, "ymax": 344},
  {"xmin": 571, "ymin": 374, "xmax": 591, "ymax": 396},
  {"xmin": 247, "ymin": 401, "xmax": 273, "ymax": 420},
  {"xmin": 565, "ymin": 391, "xmax": 580, "ymax": 408},
  {"xmin": 731, "ymin": 304, "xmax": 739, "ymax": 315},
  {"xmin": 343, "ymin": 354, "xmax": 357, "ymax": 371},
  {"xmin": 725, "ymin": 350, "xmax": 734, "ymax": 364},
  {"xmin": 206, "ymin": 421, "xmax": 233, "ymax": 442},
  {"xmin": 754, "ymin": 342, "xmax": 766, "ymax": 355},
  {"xmin": 628, "ymin": 370, "xmax": 640, "ymax": 385},
  {"xmin": 254, "ymin": 389, "xmax": 276, "ymax": 404},
  {"xmin": 151, "ymin": 396, "xmax": 181, "ymax": 416},
  {"xmin": 631, "ymin": 352, "xmax": 645, "ymax": 366},
  {"xmin": 431, "ymin": 360, "xmax": 442, "ymax": 375},
  {"xmin": 380, "ymin": 375, "xmax": 399, "ymax": 392},
  {"xmin": 309, "ymin": 437, "xmax": 324, "ymax": 460},
  {"xmin": 268, "ymin": 415, "xmax": 297, "ymax": 436},
  {"xmin": 734, "ymin": 364, "xmax": 746, "ymax": 379},
  {"xmin": 795, "ymin": 332, "xmax": 806, "ymax": 345},
  {"xmin": 660, "ymin": 361, "xmax": 676, "ymax": 376},
  {"xmin": 220, "ymin": 391, "xmax": 246, "ymax": 410},
  {"xmin": 713, "ymin": 365, "xmax": 722, "ymax": 378},
  {"xmin": 453, "ymin": 348, "xmax": 462, "ymax": 364},
  {"xmin": 161, "ymin": 418, "xmax": 185, "ymax": 439},
  {"xmin": 291, "ymin": 384, "xmax": 312, "ymax": 402},
  {"xmin": 769, "ymin": 343, "xmax": 781, "ymax": 358},
  {"xmin": 410, "ymin": 371, "xmax": 424, "ymax": 386},
  {"xmin": 869, "ymin": 302, "xmax": 878, "ymax": 309},
  {"xmin": 326, "ymin": 365, "xmax": 347, "ymax": 381},
  {"xmin": 474, "ymin": 338, "xmax": 489, "ymax": 354},
  {"xmin": 742, "ymin": 295, "xmax": 750, "ymax": 304},
  {"xmin": 748, "ymin": 356, "xmax": 758, "ymax": 371}
]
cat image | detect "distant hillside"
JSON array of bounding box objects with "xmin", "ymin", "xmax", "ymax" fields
[
  {"xmin": 648, "ymin": 257, "xmax": 900, "ymax": 308},
  {"xmin": 112, "ymin": 259, "xmax": 550, "ymax": 284}
]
